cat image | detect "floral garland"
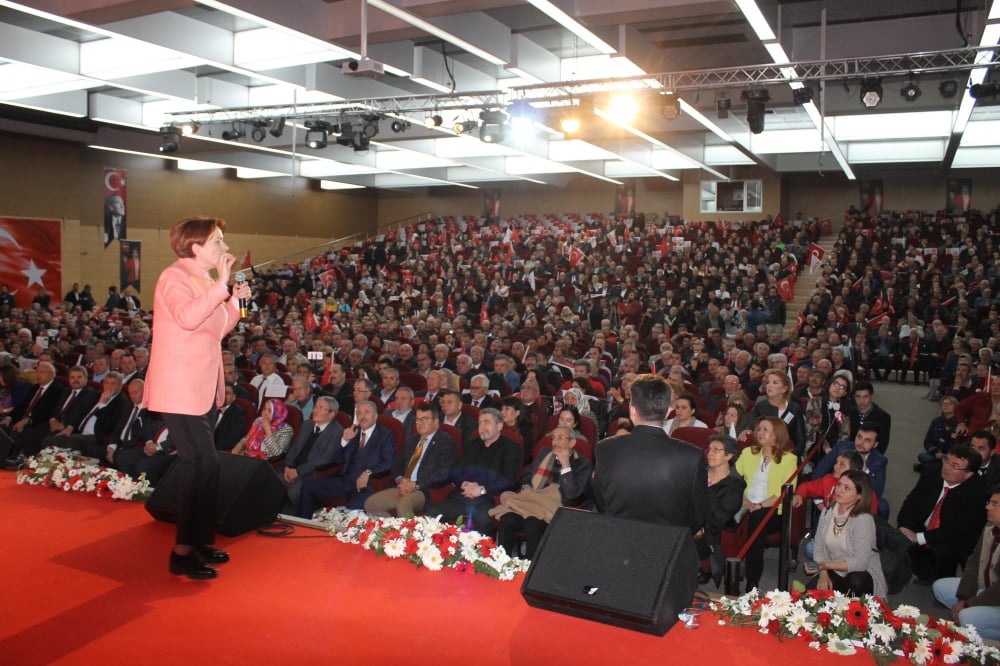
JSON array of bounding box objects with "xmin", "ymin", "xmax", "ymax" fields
[
  {"xmin": 714, "ymin": 587, "xmax": 1000, "ymax": 666},
  {"xmin": 16, "ymin": 447, "xmax": 152, "ymax": 502},
  {"xmin": 315, "ymin": 507, "xmax": 531, "ymax": 581}
]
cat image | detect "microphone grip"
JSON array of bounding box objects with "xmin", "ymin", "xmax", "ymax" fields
[{"xmin": 235, "ymin": 270, "xmax": 248, "ymax": 319}]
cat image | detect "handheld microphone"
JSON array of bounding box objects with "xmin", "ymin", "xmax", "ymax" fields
[{"xmin": 235, "ymin": 271, "xmax": 248, "ymax": 319}]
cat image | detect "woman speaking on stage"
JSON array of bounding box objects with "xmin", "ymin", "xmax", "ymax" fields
[{"xmin": 145, "ymin": 216, "xmax": 250, "ymax": 580}]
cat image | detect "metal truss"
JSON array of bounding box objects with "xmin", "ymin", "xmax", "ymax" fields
[{"xmin": 168, "ymin": 46, "xmax": 998, "ymax": 124}]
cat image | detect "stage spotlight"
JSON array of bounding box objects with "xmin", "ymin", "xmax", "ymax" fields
[
  {"xmin": 390, "ymin": 119, "xmax": 410, "ymax": 133},
  {"xmin": 361, "ymin": 116, "xmax": 380, "ymax": 139},
  {"xmin": 159, "ymin": 125, "xmax": 180, "ymax": 153},
  {"xmin": 970, "ymin": 81, "xmax": 1000, "ymax": 99},
  {"xmin": 741, "ymin": 87, "xmax": 770, "ymax": 135},
  {"xmin": 792, "ymin": 86, "xmax": 814, "ymax": 105},
  {"xmin": 250, "ymin": 120, "xmax": 270, "ymax": 143},
  {"xmin": 221, "ymin": 125, "xmax": 245, "ymax": 141},
  {"xmin": 661, "ymin": 93, "xmax": 681, "ymax": 120},
  {"xmin": 178, "ymin": 121, "xmax": 199, "ymax": 136},
  {"xmin": 479, "ymin": 109, "xmax": 507, "ymax": 143},
  {"xmin": 559, "ymin": 116, "xmax": 580, "ymax": 135},
  {"xmin": 352, "ymin": 132, "xmax": 370, "ymax": 153},
  {"xmin": 900, "ymin": 81, "xmax": 921, "ymax": 102},
  {"xmin": 606, "ymin": 93, "xmax": 638, "ymax": 123},
  {"xmin": 424, "ymin": 114, "xmax": 443, "ymax": 129},
  {"xmin": 453, "ymin": 120, "xmax": 479, "ymax": 135},
  {"xmin": 304, "ymin": 120, "xmax": 331, "ymax": 149},
  {"xmin": 860, "ymin": 78, "xmax": 883, "ymax": 108},
  {"xmin": 507, "ymin": 100, "xmax": 538, "ymax": 134},
  {"xmin": 269, "ymin": 117, "xmax": 286, "ymax": 138},
  {"xmin": 716, "ymin": 96, "xmax": 731, "ymax": 119},
  {"xmin": 939, "ymin": 80, "xmax": 959, "ymax": 99}
]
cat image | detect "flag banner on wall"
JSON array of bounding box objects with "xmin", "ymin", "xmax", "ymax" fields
[
  {"xmin": 483, "ymin": 188, "xmax": 501, "ymax": 222},
  {"xmin": 0, "ymin": 217, "xmax": 62, "ymax": 308},
  {"xmin": 103, "ymin": 167, "xmax": 127, "ymax": 247},
  {"xmin": 614, "ymin": 181, "xmax": 636, "ymax": 217},
  {"xmin": 946, "ymin": 178, "xmax": 972, "ymax": 215},
  {"xmin": 859, "ymin": 179, "xmax": 883, "ymax": 215},
  {"xmin": 120, "ymin": 239, "xmax": 141, "ymax": 294}
]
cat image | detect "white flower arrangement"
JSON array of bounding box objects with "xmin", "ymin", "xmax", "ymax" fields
[{"xmin": 16, "ymin": 447, "xmax": 151, "ymax": 502}]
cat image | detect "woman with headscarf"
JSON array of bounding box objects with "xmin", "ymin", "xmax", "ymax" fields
[{"xmin": 232, "ymin": 398, "xmax": 293, "ymax": 461}]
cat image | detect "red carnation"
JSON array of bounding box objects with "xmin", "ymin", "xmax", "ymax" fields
[
  {"xmin": 817, "ymin": 612, "xmax": 832, "ymax": 628},
  {"xmin": 900, "ymin": 638, "xmax": 916, "ymax": 655},
  {"xmin": 404, "ymin": 538, "xmax": 419, "ymax": 556},
  {"xmin": 846, "ymin": 600, "xmax": 869, "ymax": 632}
]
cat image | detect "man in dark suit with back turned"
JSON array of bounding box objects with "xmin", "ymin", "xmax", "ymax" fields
[
  {"xmin": 594, "ymin": 374, "xmax": 708, "ymax": 535},
  {"xmin": 282, "ymin": 396, "xmax": 344, "ymax": 510},
  {"xmin": 898, "ymin": 444, "xmax": 988, "ymax": 584},
  {"xmin": 295, "ymin": 400, "xmax": 395, "ymax": 516},
  {"xmin": 364, "ymin": 402, "xmax": 457, "ymax": 517}
]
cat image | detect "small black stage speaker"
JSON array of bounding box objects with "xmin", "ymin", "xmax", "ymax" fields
[
  {"xmin": 521, "ymin": 508, "xmax": 699, "ymax": 636},
  {"xmin": 145, "ymin": 452, "xmax": 285, "ymax": 537}
]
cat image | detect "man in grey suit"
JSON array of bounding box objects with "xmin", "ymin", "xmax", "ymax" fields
[
  {"xmin": 282, "ymin": 396, "xmax": 344, "ymax": 509},
  {"xmin": 593, "ymin": 374, "xmax": 708, "ymax": 534},
  {"xmin": 364, "ymin": 402, "xmax": 458, "ymax": 517}
]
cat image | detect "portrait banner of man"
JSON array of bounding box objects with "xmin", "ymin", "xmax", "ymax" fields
[
  {"xmin": 859, "ymin": 179, "xmax": 883, "ymax": 215},
  {"xmin": 614, "ymin": 181, "xmax": 636, "ymax": 217},
  {"xmin": 946, "ymin": 178, "xmax": 972, "ymax": 215},
  {"xmin": 103, "ymin": 167, "xmax": 127, "ymax": 247},
  {"xmin": 483, "ymin": 188, "xmax": 501, "ymax": 222},
  {"xmin": 120, "ymin": 239, "xmax": 141, "ymax": 293}
]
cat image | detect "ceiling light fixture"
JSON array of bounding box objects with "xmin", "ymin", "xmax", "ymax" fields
[
  {"xmin": 453, "ymin": 120, "xmax": 479, "ymax": 135},
  {"xmin": 269, "ymin": 117, "xmax": 286, "ymax": 138},
  {"xmin": 716, "ymin": 96, "xmax": 731, "ymax": 119},
  {"xmin": 792, "ymin": 86, "xmax": 814, "ymax": 105},
  {"xmin": 860, "ymin": 78, "xmax": 883, "ymax": 108},
  {"xmin": 900, "ymin": 80, "xmax": 921, "ymax": 102},
  {"xmin": 424, "ymin": 114, "xmax": 443, "ymax": 129},
  {"xmin": 178, "ymin": 121, "xmax": 200, "ymax": 136},
  {"xmin": 479, "ymin": 109, "xmax": 507, "ymax": 143},
  {"xmin": 304, "ymin": 120, "xmax": 330, "ymax": 149},
  {"xmin": 970, "ymin": 81, "xmax": 1000, "ymax": 99},
  {"xmin": 159, "ymin": 125, "xmax": 180, "ymax": 153},
  {"xmin": 221, "ymin": 124, "xmax": 245, "ymax": 141},
  {"xmin": 250, "ymin": 120, "xmax": 270, "ymax": 142},
  {"xmin": 559, "ymin": 115, "xmax": 581, "ymax": 135},
  {"xmin": 938, "ymin": 80, "xmax": 959, "ymax": 99},
  {"xmin": 390, "ymin": 119, "xmax": 410, "ymax": 133},
  {"xmin": 660, "ymin": 92, "xmax": 681, "ymax": 120}
]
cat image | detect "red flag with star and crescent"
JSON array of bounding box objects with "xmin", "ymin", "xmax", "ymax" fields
[{"xmin": 0, "ymin": 218, "xmax": 62, "ymax": 308}]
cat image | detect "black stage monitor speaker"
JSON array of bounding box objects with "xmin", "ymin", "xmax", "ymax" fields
[
  {"xmin": 145, "ymin": 452, "xmax": 285, "ymax": 537},
  {"xmin": 521, "ymin": 508, "xmax": 699, "ymax": 636}
]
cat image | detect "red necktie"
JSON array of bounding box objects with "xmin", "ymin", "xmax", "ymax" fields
[
  {"xmin": 358, "ymin": 430, "xmax": 367, "ymax": 450},
  {"xmin": 927, "ymin": 487, "xmax": 950, "ymax": 532},
  {"xmin": 24, "ymin": 385, "xmax": 44, "ymax": 418},
  {"xmin": 60, "ymin": 389, "xmax": 79, "ymax": 420}
]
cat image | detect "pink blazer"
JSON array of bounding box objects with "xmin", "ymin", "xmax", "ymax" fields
[{"xmin": 145, "ymin": 257, "xmax": 239, "ymax": 416}]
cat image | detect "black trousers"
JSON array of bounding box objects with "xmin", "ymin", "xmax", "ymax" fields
[
  {"xmin": 743, "ymin": 507, "xmax": 781, "ymax": 584},
  {"xmin": 496, "ymin": 514, "xmax": 549, "ymax": 559},
  {"xmin": 426, "ymin": 493, "xmax": 496, "ymax": 536},
  {"xmin": 807, "ymin": 570, "xmax": 874, "ymax": 596},
  {"xmin": 162, "ymin": 409, "xmax": 219, "ymax": 547}
]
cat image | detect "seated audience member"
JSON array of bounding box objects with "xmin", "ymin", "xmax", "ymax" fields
[
  {"xmin": 388, "ymin": 386, "xmax": 417, "ymax": 439},
  {"xmin": 561, "ymin": 386, "xmax": 598, "ymax": 436},
  {"xmin": 970, "ymin": 431, "xmax": 1000, "ymax": 486},
  {"xmin": 794, "ymin": 451, "xmax": 870, "ymax": 510},
  {"xmin": 295, "ymin": 400, "xmax": 395, "ymax": 516},
  {"xmin": 953, "ymin": 380, "xmax": 1000, "ymax": 440},
  {"xmin": 250, "ymin": 352, "xmax": 288, "ymax": 408},
  {"xmin": 0, "ymin": 361, "xmax": 62, "ymax": 464},
  {"xmin": 464, "ymin": 374, "xmax": 500, "ymax": 410},
  {"xmin": 716, "ymin": 403, "xmax": 748, "ymax": 439},
  {"xmin": 112, "ymin": 381, "xmax": 171, "ymax": 484},
  {"xmin": 425, "ymin": 408, "xmax": 521, "ymax": 536},
  {"xmin": 490, "ymin": 425, "xmax": 592, "ymax": 559},
  {"xmin": 898, "ymin": 444, "xmax": 988, "ymax": 584},
  {"xmin": 378, "ymin": 366, "xmax": 400, "ymax": 407},
  {"xmin": 933, "ymin": 483, "xmax": 1000, "ymax": 641},
  {"xmin": 47, "ymin": 366, "xmax": 100, "ymax": 439},
  {"xmin": 735, "ymin": 416, "xmax": 799, "ymax": 591},
  {"xmin": 286, "ymin": 377, "xmax": 314, "ymax": 420},
  {"xmin": 363, "ymin": 402, "xmax": 457, "ymax": 517},
  {"xmin": 438, "ymin": 389, "xmax": 477, "ymax": 444},
  {"xmin": 42, "ymin": 371, "xmax": 130, "ymax": 460},
  {"xmin": 747, "ymin": 368, "xmax": 807, "ymax": 456},
  {"xmin": 701, "ymin": 434, "xmax": 746, "ymax": 586},
  {"xmin": 662, "ymin": 394, "xmax": 708, "ymax": 434},
  {"xmin": 499, "ymin": 396, "xmax": 529, "ymax": 455},
  {"xmin": 214, "ymin": 383, "xmax": 249, "ymax": 451},
  {"xmin": 804, "ymin": 371, "xmax": 854, "ymax": 457},
  {"xmin": 0, "ymin": 364, "xmax": 32, "ymax": 418},
  {"xmin": 812, "ymin": 424, "xmax": 888, "ymax": 517},
  {"xmin": 848, "ymin": 381, "xmax": 892, "ymax": 454},
  {"xmin": 915, "ymin": 396, "xmax": 960, "ymax": 471},
  {"xmin": 232, "ymin": 398, "xmax": 293, "ymax": 461},
  {"xmin": 803, "ymin": 470, "xmax": 887, "ymax": 597},
  {"xmin": 282, "ymin": 396, "xmax": 344, "ymax": 509}
]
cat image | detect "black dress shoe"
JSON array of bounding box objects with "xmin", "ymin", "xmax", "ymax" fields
[
  {"xmin": 196, "ymin": 545, "xmax": 230, "ymax": 564},
  {"xmin": 170, "ymin": 551, "xmax": 217, "ymax": 580}
]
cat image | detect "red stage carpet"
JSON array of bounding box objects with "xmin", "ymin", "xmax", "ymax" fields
[{"xmin": 0, "ymin": 473, "xmax": 875, "ymax": 665}]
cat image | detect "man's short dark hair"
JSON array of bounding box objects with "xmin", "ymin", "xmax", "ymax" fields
[
  {"xmin": 415, "ymin": 401, "xmax": 440, "ymax": 420},
  {"xmin": 629, "ymin": 374, "xmax": 672, "ymax": 422},
  {"xmin": 857, "ymin": 422, "xmax": 880, "ymax": 440},
  {"xmin": 854, "ymin": 380, "xmax": 874, "ymax": 394},
  {"xmin": 971, "ymin": 430, "xmax": 997, "ymax": 450},
  {"xmin": 950, "ymin": 444, "xmax": 983, "ymax": 472}
]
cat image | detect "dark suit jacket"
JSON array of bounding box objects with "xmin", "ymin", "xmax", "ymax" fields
[
  {"xmin": 814, "ymin": 440, "xmax": 889, "ymax": 498},
  {"xmin": 850, "ymin": 403, "xmax": 893, "ymax": 454},
  {"xmin": 897, "ymin": 468, "xmax": 987, "ymax": 560},
  {"xmin": 443, "ymin": 413, "xmax": 477, "ymax": 447},
  {"xmin": 463, "ymin": 394, "xmax": 501, "ymax": 411},
  {"xmin": 112, "ymin": 408, "xmax": 163, "ymax": 449},
  {"xmin": 214, "ymin": 403, "xmax": 249, "ymax": 451},
  {"xmin": 593, "ymin": 424, "xmax": 708, "ymax": 533},
  {"xmin": 56, "ymin": 385, "xmax": 100, "ymax": 433},
  {"xmin": 284, "ymin": 420, "xmax": 345, "ymax": 478},
  {"xmin": 92, "ymin": 393, "xmax": 134, "ymax": 446},
  {"xmin": 12, "ymin": 381, "xmax": 63, "ymax": 427},
  {"xmin": 334, "ymin": 424, "xmax": 395, "ymax": 484},
  {"xmin": 391, "ymin": 429, "xmax": 458, "ymax": 499}
]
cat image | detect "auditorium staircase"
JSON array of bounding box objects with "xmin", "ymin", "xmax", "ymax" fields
[{"xmin": 783, "ymin": 220, "xmax": 843, "ymax": 335}]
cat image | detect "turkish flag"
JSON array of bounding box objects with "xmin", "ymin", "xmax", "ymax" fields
[
  {"xmin": 819, "ymin": 218, "xmax": 832, "ymax": 236},
  {"xmin": 319, "ymin": 270, "xmax": 337, "ymax": 289},
  {"xmin": 776, "ymin": 276, "xmax": 795, "ymax": 301},
  {"xmin": 808, "ymin": 242, "xmax": 825, "ymax": 273},
  {"xmin": 568, "ymin": 246, "xmax": 585, "ymax": 267},
  {"xmin": 304, "ymin": 308, "xmax": 318, "ymax": 332},
  {"xmin": 867, "ymin": 312, "xmax": 890, "ymax": 329},
  {"xmin": 0, "ymin": 218, "xmax": 62, "ymax": 308},
  {"xmin": 480, "ymin": 303, "xmax": 490, "ymax": 325},
  {"xmin": 240, "ymin": 249, "xmax": 252, "ymax": 269},
  {"xmin": 870, "ymin": 292, "xmax": 884, "ymax": 316}
]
